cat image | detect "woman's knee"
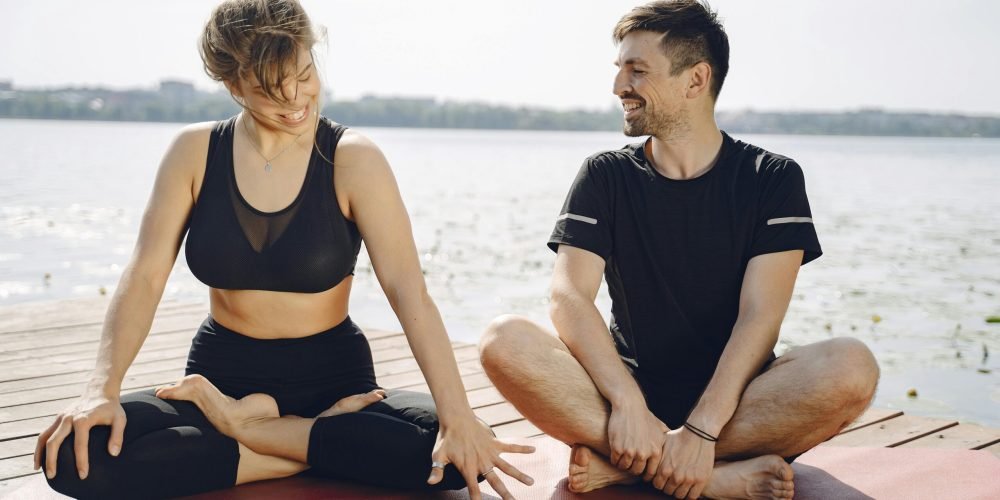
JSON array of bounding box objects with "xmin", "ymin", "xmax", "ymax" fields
[
  {"xmin": 372, "ymin": 390, "xmax": 440, "ymax": 431},
  {"xmin": 308, "ymin": 411, "xmax": 469, "ymax": 490},
  {"xmin": 44, "ymin": 428, "xmax": 119, "ymax": 500}
]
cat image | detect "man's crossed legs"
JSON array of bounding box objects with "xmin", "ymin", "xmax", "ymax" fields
[{"xmin": 479, "ymin": 315, "xmax": 879, "ymax": 499}]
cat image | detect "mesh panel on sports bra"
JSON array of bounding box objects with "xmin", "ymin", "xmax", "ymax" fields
[{"xmin": 227, "ymin": 181, "xmax": 302, "ymax": 253}]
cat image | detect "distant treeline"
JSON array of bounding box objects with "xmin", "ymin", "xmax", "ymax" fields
[{"xmin": 2, "ymin": 85, "xmax": 999, "ymax": 137}]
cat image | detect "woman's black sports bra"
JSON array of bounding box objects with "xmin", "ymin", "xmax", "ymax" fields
[{"xmin": 184, "ymin": 116, "xmax": 362, "ymax": 293}]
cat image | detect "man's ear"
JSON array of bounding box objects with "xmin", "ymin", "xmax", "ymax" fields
[{"xmin": 685, "ymin": 61, "xmax": 713, "ymax": 100}]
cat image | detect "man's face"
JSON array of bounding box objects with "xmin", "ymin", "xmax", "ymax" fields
[{"xmin": 613, "ymin": 31, "xmax": 688, "ymax": 138}]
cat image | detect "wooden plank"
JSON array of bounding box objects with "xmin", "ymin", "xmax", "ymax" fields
[
  {"xmin": 0, "ymin": 302, "xmax": 203, "ymax": 336},
  {"xmin": 464, "ymin": 387, "xmax": 505, "ymax": 409},
  {"xmin": 0, "ymin": 337, "xmax": 422, "ymax": 406},
  {"xmin": 0, "ymin": 332, "xmax": 420, "ymax": 399},
  {"xmin": 1, "ymin": 314, "xmax": 201, "ymax": 351},
  {"xmin": 0, "ymin": 310, "xmax": 395, "ymax": 351},
  {"xmin": 0, "ymin": 297, "xmax": 192, "ymax": 333},
  {"xmin": 0, "ymin": 473, "xmax": 39, "ymax": 498},
  {"xmin": 3, "ymin": 300, "xmax": 204, "ymax": 330},
  {"xmin": 394, "ymin": 372, "xmax": 494, "ymax": 395},
  {"xmin": 377, "ymin": 359, "xmax": 483, "ymax": 390},
  {"xmin": 824, "ymin": 415, "xmax": 958, "ymax": 447},
  {"xmin": 0, "ymin": 330, "xmax": 194, "ymax": 364},
  {"xmin": 0, "ymin": 456, "xmax": 34, "ymax": 482},
  {"xmin": 0, "ymin": 361, "xmax": 441, "ymax": 411},
  {"xmin": 0, "ymin": 351, "xmax": 481, "ymax": 427},
  {"xmin": 0, "ymin": 437, "xmax": 36, "ymax": 461},
  {"xmin": 0, "ymin": 360, "xmax": 184, "ymax": 398},
  {"xmin": 898, "ymin": 423, "xmax": 1000, "ymax": 450},
  {"xmin": 839, "ymin": 407, "xmax": 904, "ymax": 433},
  {"xmin": 1, "ymin": 415, "xmax": 98, "ymax": 442},
  {"xmin": 492, "ymin": 419, "xmax": 543, "ymax": 439},
  {"xmin": 366, "ymin": 344, "xmax": 478, "ymax": 378},
  {"xmin": 0, "ymin": 346, "xmax": 189, "ymax": 384},
  {"xmin": 474, "ymin": 402, "xmax": 524, "ymax": 427},
  {"xmin": 20, "ymin": 316, "xmax": 412, "ymax": 362},
  {"xmin": 0, "ymin": 398, "xmax": 81, "ymax": 423}
]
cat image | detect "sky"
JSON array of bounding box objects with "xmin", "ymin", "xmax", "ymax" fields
[{"xmin": 2, "ymin": 0, "xmax": 999, "ymax": 115}]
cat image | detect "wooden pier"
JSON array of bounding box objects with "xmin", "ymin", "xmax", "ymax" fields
[{"xmin": 1, "ymin": 297, "xmax": 998, "ymax": 497}]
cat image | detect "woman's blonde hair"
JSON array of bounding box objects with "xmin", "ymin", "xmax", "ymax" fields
[{"xmin": 200, "ymin": 0, "xmax": 317, "ymax": 104}]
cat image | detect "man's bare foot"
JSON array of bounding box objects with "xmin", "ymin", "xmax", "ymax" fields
[
  {"xmin": 567, "ymin": 445, "xmax": 637, "ymax": 493},
  {"xmin": 155, "ymin": 374, "xmax": 279, "ymax": 438},
  {"xmin": 701, "ymin": 455, "xmax": 794, "ymax": 500}
]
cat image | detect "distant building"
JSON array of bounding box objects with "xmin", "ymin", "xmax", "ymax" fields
[
  {"xmin": 160, "ymin": 79, "xmax": 195, "ymax": 100},
  {"xmin": 360, "ymin": 94, "xmax": 436, "ymax": 106},
  {"xmin": 0, "ymin": 81, "xmax": 12, "ymax": 91}
]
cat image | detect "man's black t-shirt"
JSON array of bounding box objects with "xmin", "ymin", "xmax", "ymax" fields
[{"xmin": 548, "ymin": 132, "xmax": 821, "ymax": 423}]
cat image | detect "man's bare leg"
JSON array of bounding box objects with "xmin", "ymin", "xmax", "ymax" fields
[
  {"xmin": 480, "ymin": 315, "xmax": 878, "ymax": 498},
  {"xmin": 155, "ymin": 374, "xmax": 385, "ymax": 484}
]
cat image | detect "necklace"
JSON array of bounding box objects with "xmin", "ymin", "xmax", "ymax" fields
[{"xmin": 241, "ymin": 114, "xmax": 305, "ymax": 173}]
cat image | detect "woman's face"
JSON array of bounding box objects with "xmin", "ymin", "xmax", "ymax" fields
[{"xmin": 232, "ymin": 45, "xmax": 320, "ymax": 134}]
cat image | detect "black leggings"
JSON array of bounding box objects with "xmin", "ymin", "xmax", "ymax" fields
[{"xmin": 44, "ymin": 316, "xmax": 468, "ymax": 499}]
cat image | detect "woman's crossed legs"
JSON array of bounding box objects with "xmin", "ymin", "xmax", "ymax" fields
[{"xmin": 44, "ymin": 376, "xmax": 466, "ymax": 500}]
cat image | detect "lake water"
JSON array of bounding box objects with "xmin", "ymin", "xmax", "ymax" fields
[{"xmin": 1, "ymin": 119, "xmax": 998, "ymax": 427}]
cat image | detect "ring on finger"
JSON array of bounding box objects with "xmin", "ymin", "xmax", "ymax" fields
[
  {"xmin": 482, "ymin": 468, "xmax": 495, "ymax": 476},
  {"xmin": 431, "ymin": 461, "xmax": 447, "ymax": 469}
]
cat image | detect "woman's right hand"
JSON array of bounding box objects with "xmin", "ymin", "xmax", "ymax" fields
[{"xmin": 33, "ymin": 392, "xmax": 127, "ymax": 480}]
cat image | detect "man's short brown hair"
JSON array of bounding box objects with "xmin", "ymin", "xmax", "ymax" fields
[{"xmin": 613, "ymin": 0, "xmax": 730, "ymax": 100}]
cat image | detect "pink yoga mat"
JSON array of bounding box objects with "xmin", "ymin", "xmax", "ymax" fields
[
  {"xmin": 10, "ymin": 438, "xmax": 999, "ymax": 499},
  {"xmin": 791, "ymin": 445, "xmax": 1000, "ymax": 499}
]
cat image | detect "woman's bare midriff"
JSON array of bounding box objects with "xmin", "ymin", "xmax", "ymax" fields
[{"xmin": 208, "ymin": 276, "xmax": 354, "ymax": 338}]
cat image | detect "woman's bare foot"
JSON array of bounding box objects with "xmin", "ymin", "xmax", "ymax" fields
[
  {"xmin": 316, "ymin": 389, "xmax": 386, "ymax": 418},
  {"xmin": 155, "ymin": 374, "xmax": 279, "ymax": 438},
  {"xmin": 567, "ymin": 445, "xmax": 637, "ymax": 493},
  {"xmin": 701, "ymin": 455, "xmax": 794, "ymax": 500}
]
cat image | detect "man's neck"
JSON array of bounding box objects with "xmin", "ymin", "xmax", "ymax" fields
[{"xmin": 647, "ymin": 120, "xmax": 724, "ymax": 181}]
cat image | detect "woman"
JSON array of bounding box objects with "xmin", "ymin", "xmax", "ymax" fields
[{"xmin": 33, "ymin": 1, "xmax": 533, "ymax": 498}]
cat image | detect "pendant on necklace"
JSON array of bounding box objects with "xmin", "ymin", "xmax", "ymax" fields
[{"xmin": 264, "ymin": 162, "xmax": 272, "ymax": 173}]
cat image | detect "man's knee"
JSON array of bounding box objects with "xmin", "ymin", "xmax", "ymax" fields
[
  {"xmin": 820, "ymin": 337, "xmax": 880, "ymax": 407},
  {"xmin": 479, "ymin": 314, "xmax": 543, "ymax": 373}
]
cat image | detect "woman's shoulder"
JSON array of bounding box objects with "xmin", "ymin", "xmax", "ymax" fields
[
  {"xmin": 158, "ymin": 121, "xmax": 219, "ymax": 176},
  {"xmin": 169, "ymin": 121, "xmax": 217, "ymax": 152},
  {"xmin": 328, "ymin": 123, "xmax": 388, "ymax": 172}
]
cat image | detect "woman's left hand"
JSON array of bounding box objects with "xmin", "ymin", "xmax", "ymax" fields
[{"xmin": 426, "ymin": 414, "xmax": 535, "ymax": 500}]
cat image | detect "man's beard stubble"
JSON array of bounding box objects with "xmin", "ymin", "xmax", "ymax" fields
[{"xmin": 623, "ymin": 105, "xmax": 689, "ymax": 139}]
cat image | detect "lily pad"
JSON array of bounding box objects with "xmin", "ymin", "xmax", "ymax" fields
[{"xmin": 986, "ymin": 316, "xmax": 1000, "ymax": 324}]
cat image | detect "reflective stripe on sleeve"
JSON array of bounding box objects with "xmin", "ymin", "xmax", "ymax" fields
[
  {"xmin": 767, "ymin": 217, "xmax": 813, "ymax": 225},
  {"xmin": 557, "ymin": 213, "xmax": 598, "ymax": 225}
]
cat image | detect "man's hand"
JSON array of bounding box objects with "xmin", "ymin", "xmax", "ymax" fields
[
  {"xmin": 607, "ymin": 401, "xmax": 668, "ymax": 477},
  {"xmin": 651, "ymin": 426, "xmax": 715, "ymax": 499}
]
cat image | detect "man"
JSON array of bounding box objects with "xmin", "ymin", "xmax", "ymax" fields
[{"xmin": 479, "ymin": 1, "xmax": 879, "ymax": 499}]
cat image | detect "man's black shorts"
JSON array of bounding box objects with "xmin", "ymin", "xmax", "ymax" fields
[{"xmin": 627, "ymin": 353, "xmax": 800, "ymax": 464}]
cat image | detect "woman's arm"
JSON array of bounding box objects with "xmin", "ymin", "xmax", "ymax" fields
[
  {"xmin": 335, "ymin": 131, "xmax": 533, "ymax": 500},
  {"xmin": 33, "ymin": 123, "xmax": 208, "ymax": 480}
]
